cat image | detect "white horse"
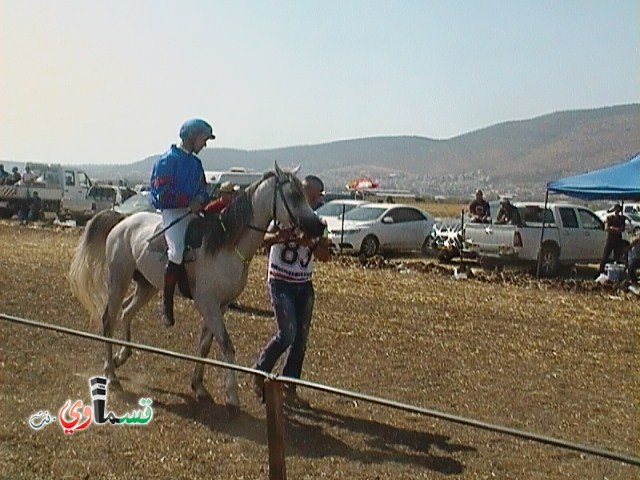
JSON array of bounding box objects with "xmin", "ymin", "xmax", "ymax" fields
[{"xmin": 69, "ymin": 163, "xmax": 325, "ymax": 406}]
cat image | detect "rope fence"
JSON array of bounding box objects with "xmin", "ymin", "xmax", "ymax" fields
[{"xmin": 2, "ymin": 312, "xmax": 639, "ymax": 471}]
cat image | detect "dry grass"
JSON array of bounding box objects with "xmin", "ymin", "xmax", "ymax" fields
[
  {"xmin": 0, "ymin": 221, "xmax": 638, "ymax": 479},
  {"xmin": 412, "ymin": 200, "xmax": 467, "ymax": 219}
]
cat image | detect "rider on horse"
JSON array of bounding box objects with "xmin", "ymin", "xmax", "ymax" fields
[{"xmin": 149, "ymin": 118, "xmax": 214, "ymax": 327}]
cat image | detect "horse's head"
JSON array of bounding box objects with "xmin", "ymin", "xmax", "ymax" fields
[{"xmin": 270, "ymin": 162, "xmax": 326, "ymax": 238}]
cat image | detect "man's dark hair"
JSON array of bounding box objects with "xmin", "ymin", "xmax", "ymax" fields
[{"xmin": 304, "ymin": 175, "xmax": 324, "ymax": 192}]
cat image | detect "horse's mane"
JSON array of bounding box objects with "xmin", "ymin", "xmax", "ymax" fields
[{"xmin": 201, "ymin": 170, "xmax": 277, "ymax": 257}]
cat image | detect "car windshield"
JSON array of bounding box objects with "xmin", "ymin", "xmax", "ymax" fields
[
  {"xmin": 520, "ymin": 205, "xmax": 555, "ymax": 224},
  {"xmin": 343, "ymin": 206, "xmax": 386, "ymax": 222},
  {"xmin": 316, "ymin": 202, "xmax": 360, "ymax": 217}
]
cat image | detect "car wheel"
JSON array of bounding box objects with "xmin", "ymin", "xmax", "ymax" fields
[
  {"xmin": 421, "ymin": 237, "xmax": 433, "ymax": 256},
  {"xmin": 537, "ymin": 245, "xmax": 560, "ymax": 278},
  {"xmin": 360, "ymin": 235, "xmax": 379, "ymax": 258},
  {"xmin": 438, "ymin": 249, "xmax": 456, "ymax": 263}
]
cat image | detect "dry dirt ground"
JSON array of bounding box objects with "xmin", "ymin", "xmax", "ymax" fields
[{"xmin": 0, "ymin": 220, "xmax": 638, "ymax": 480}]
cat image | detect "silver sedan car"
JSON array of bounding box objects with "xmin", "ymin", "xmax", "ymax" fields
[{"xmin": 327, "ymin": 203, "xmax": 435, "ymax": 257}]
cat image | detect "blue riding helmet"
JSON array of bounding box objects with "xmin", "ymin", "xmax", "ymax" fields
[{"xmin": 179, "ymin": 118, "xmax": 216, "ymax": 141}]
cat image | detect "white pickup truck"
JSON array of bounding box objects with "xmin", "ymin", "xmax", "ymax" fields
[
  {"xmin": 0, "ymin": 163, "xmax": 92, "ymax": 219},
  {"xmin": 463, "ymin": 202, "xmax": 612, "ymax": 277},
  {"xmin": 59, "ymin": 184, "xmax": 135, "ymax": 223},
  {"xmin": 0, "ymin": 162, "xmax": 135, "ymax": 223}
]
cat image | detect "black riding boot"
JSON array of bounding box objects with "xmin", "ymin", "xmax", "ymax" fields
[{"xmin": 162, "ymin": 261, "xmax": 181, "ymax": 327}]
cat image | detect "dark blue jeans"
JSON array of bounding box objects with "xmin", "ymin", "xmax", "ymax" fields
[{"xmin": 255, "ymin": 280, "xmax": 315, "ymax": 379}]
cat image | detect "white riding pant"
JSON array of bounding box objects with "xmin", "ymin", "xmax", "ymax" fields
[{"xmin": 162, "ymin": 208, "xmax": 193, "ymax": 264}]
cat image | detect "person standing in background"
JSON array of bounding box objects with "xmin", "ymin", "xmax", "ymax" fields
[
  {"xmin": 599, "ymin": 203, "xmax": 626, "ymax": 274},
  {"xmin": 204, "ymin": 181, "xmax": 239, "ymax": 214}
]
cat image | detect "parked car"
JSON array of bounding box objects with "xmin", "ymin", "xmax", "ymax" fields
[
  {"xmin": 59, "ymin": 184, "xmax": 134, "ymax": 223},
  {"xmin": 114, "ymin": 191, "xmax": 156, "ymax": 216},
  {"xmin": 627, "ymin": 211, "xmax": 640, "ymax": 235},
  {"xmin": 0, "ymin": 163, "xmax": 93, "ymax": 219},
  {"xmin": 464, "ymin": 202, "xmax": 612, "ymax": 277},
  {"xmin": 327, "ymin": 203, "xmax": 435, "ymax": 257},
  {"xmin": 322, "ymin": 192, "xmax": 356, "ymax": 202},
  {"xmin": 622, "ymin": 203, "xmax": 640, "ymax": 215},
  {"xmin": 316, "ymin": 199, "xmax": 368, "ymax": 218},
  {"xmin": 204, "ymin": 168, "xmax": 263, "ymax": 197}
]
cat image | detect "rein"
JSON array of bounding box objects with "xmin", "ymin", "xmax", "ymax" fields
[
  {"xmin": 217, "ymin": 217, "xmax": 251, "ymax": 264},
  {"xmin": 246, "ymin": 174, "xmax": 298, "ymax": 233},
  {"xmin": 273, "ymin": 177, "xmax": 298, "ymax": 230},
  {"xmin": 217, "ymin": 173, "xmax": 299, "ymax": 264}
]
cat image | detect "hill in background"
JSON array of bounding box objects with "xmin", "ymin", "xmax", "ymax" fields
[{"xmin": 24, "ymin": 104, "xmax": 640, "ymax": 199}]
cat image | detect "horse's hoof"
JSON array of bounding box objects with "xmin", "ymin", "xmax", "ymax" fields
[
  {"xmin": 225, "ymin": 395, "xmax": 241, "ymax": 409},
  {"xmin": 191, "ymin": 382, "xmax": 209, "ymax": 401},
  {"xmin": 113, "ymin": 353, "xmax": 130, "ymax": 368}
]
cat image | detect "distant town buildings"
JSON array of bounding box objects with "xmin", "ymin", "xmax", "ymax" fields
[{"xmin": 321, "ymin": 169, "xmax": 546, "ymax": 201}]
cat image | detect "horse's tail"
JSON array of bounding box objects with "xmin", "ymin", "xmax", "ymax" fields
[{"xmin": 69, "ymin": 210, "xmax": 126, "ymax": 321}]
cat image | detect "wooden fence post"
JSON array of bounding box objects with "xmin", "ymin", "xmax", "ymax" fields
[{"xmin": 264, "ymin": 379, "xmax": 287, "ymax": 480}]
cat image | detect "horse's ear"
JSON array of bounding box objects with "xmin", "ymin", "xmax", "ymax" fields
[
  {"xmin": 291, "ymin": 164, "xmax": 301, "ymax": 176},
  {"xmin": 274, "ymin": 161, "xmax": 284, "ymax": 177}
]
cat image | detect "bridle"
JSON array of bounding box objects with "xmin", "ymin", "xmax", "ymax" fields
[
  {"xmin": 218, "ymin": 171, "xmax": 301, "ymax": 265},
  {"xmin": 246, "ymin": 173, "xmax": 299, "ymax": 234}
]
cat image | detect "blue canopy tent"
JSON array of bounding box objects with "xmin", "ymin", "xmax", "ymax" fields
[
  {"xmin": 546, "ymin": 153, "xmax": 640, "ymax": 200},
  {"xmin": 535, "ymin": 152, "xmax": 640, "ymax": 276}
]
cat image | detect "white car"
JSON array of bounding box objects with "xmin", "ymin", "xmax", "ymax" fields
[
  {"xmin": 114, "ymin": 191, "xmax": 156, "ymax": 216},
  {"xmin": 627, "ymin": 211, "xmax": 640, "ymax": 235},
  {"xmin": 622, "ymin": 203, "xmax": 640, "ymax": 215},
  {"xmin": 316, "ymin": 199, "xmax": 368, "ymax": 219},
  {"xmin": 328, "ymin": 203, "xmax": 435, "ymax": 257}
]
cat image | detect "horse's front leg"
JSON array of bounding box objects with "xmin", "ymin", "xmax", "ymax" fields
[{"xmin": 192, "ymin": 301, "xmax": 239, "ymax": 407}]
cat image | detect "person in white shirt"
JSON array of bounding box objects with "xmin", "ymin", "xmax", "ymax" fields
[
  {"xmin": 253, "ymin": 175, "xmax": 331, "ymax": 406},
  {"xmin": 22, "ymin": 166, "xmax": 37, "ymax": 185}
]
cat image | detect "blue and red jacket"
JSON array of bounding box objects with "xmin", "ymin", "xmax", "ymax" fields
[{"xmin": 150, "ymin": 145, "xmax": 209, "ymax": 210}]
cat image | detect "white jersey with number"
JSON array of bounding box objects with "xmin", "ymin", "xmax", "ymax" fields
[{"xmin": 268, "ymin": 241, "xmax": 314, "ymax": 283}]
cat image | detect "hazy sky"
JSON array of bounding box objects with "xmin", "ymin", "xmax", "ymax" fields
[{"xmin": 1, "ymin": 0, "xmax": 638, "ymax": 165}]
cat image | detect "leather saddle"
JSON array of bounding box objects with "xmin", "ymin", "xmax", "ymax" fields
[{"xmin": 147, "ymin": 215, "xmax": 214, "ymax": 299}]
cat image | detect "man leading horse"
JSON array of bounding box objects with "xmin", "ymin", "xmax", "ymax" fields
[{"xmin": 70, "ymin": 154, "xmax": 325, "ymax": 405}]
